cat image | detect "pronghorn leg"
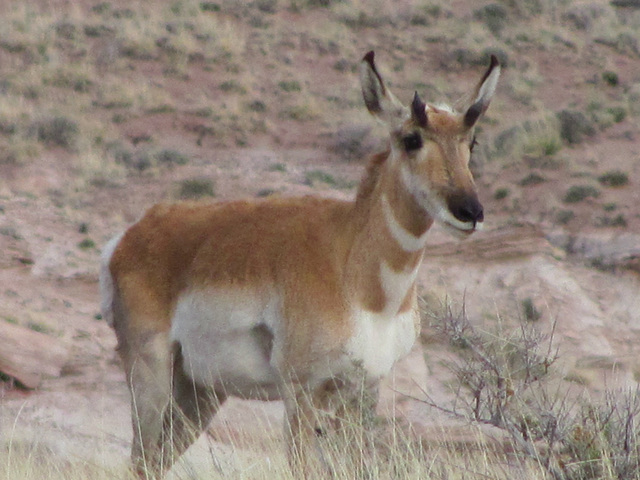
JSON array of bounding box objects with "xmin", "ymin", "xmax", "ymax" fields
[
  {"xmin": 331, "ymin": 378, "xmax": 380, "ymax": 479},
  {"xmin": 124, "ymin": 333, "xmax": 172, "ymax": 480},
  {"xmin": 156, "ymin": 343, "xmax": 226, "ymax": 475},
  {"xmin": 283, "ymin": 384, "xmax": 326, "ymax": 479}
]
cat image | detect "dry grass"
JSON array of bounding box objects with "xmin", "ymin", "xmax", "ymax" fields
[{"xmin": 1, "ymin": 417, "xmax": 551, "ymax": 480}]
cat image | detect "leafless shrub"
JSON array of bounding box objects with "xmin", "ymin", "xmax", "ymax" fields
[{"xmin": 423, "ymin": 301, "xmax": 640, "ymax": 480}]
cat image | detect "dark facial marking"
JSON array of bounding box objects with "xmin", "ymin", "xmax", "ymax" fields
[{"xmin": 402, "ymin": 132, "xmax": 423, "ymax": 152}]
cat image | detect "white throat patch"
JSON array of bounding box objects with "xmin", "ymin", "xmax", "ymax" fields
[
  {"xmin": 381, "ymin": 194, "xmax": 429, "ymax": 252},
  {"xmin": 379, "ymin": 259, "xmax": 421, "ymax": 317}
]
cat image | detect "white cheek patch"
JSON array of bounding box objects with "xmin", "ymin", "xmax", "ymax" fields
[
  {"xmin": 399, "ymin": 164, "xmax": 481, "ymax": 235},
  {"xmin": 399, "ymin": 164, "xmax": 447, "ymax": 224},
  {"xmin": 381, "ymin": 194, "xmax": 429, "ymax": 252}
]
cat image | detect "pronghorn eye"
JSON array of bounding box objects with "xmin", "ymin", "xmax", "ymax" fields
[
  {"xmin": 402, "ymin": 132, "xmax": 423, "ymax": 152},
  {"xmin": 470, "ymin": 135, "xmax": 479, "ymax": 152}
]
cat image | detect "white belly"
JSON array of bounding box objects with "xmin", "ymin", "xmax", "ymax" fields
[{"xmin": 170, "ymin": 289, "xmax": 283, "ymax": 399}]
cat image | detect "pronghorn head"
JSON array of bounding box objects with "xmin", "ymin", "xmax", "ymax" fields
[{"xmin": 360, "ymin": 51, "xmax": 500, "ymax": 237}]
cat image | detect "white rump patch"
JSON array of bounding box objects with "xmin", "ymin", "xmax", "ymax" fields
[{"xmin": 99, "ymin": 232, "xmax": 124, "ymax": 327}]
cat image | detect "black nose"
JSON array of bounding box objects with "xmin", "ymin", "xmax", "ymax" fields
[{"xmin": 447, "ymin": 193, "xmax": 484, "ymax": 225}]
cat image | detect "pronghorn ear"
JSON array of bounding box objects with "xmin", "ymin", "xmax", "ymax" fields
[
  {"xmin": 360, "ymin": 51, "xmax": 407, "ymax": 125},
  {"xmin": 464, "ymin": 55, "xmax": 501, "ymax": 128}
]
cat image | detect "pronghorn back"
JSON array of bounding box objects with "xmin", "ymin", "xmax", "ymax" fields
[{"xmin": 101, "ymin": 51, "xmax": 499, "ymax": 479}]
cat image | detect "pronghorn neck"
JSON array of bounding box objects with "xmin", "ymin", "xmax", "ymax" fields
[
  {"xmin": 348, "ymin": 150, "xmax": 433, "ymax": 315},
  {"xmin": 380, "ymin": 158, "xmax": 433, "ymax": 248}
]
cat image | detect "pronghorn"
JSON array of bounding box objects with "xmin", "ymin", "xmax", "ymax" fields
[{"xmin": 100, "ymin": 51, "xmax": 500, "ymax": 478}]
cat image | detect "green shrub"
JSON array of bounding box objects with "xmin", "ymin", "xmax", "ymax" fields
[
  {"xmin": 607, "ymin": 106, "xmax": 627, "ymax": 123},
  {"xmin": 557, "ymin": 110, "xmax": 595, "ymax": 145},
  {"xmin": 33, "ymin": 116, "xmax": 79, "ymax": 150},
  {"xmin": 333, "ymin": 59, "xmax": 351, "ymax": 72},
  {"xmin": 338, "ymin": 10, "xmax": 385, "ymax": 29},
  {"xmin": 84, "ymin": 24, "xmax": 113, "ymax": 37},
  {"xmin": 563, "ymin": 185, "xmax": 600, "ymax": 203},
  {"xmin": 111, "ymin": 113, "xmax": 128, "ymax": 124},
  {"xmin": 219, "ymin": 80, "xmax": 246, "ymax": 94},
  {"xmin": 193, "ymin": 107, "xmax": 213, "ymax": 118},
  {"xmin": 556, "ymin": 210, "xmax": 575, "ymax": 224},
  {"xmin": 247, "ymin": 100, "xmax": 267, "ymax": 112},
  {"xmin": 55, "ymin": 21, "xmax": 77, "ymax": 40},
  {"xmin": 494, "ymin": 115, "xmax": 561, "ymax": 161},
  {"xmin": 597, "ymin": 214, "xmax": 627, "ymax": 227},
  {"xmin": 451, "ymin": 48, "xmax": 509, "ymax": 68},
  {"xmin": 305, "ymin": 169, "xmax": 336, "ymax": 186},
  {"xmin": 27, "ymin": 321, "xmax": 53, "ymax": 334},
  {"xmin": 46, "ymin": 70, "xmax": 92, "ymax": 92},
  {"xmin": 146, "ymin": 104, "xmax": 176, "ymax": 115},
  {"xmin": 602, "ymin": 71, "xmax": 619, "ymax": 86},
  {"xmin": 106, "ymin": 147, "xmax": 150, "ymax": 171},
  {"xmin": 278, "ymin": 80, "xmax": 302, "ymax": 92},
  {"xmin": 519, "ymin": 173, "xmax": 546, "ymax": 186},
  {"xmin": 179, "ymin": 177, "xmax": 215, "ymax": 199},
  {"xmin": 280, "ymin": 105, "xmax": 315, "ymax": 121},
  {"xmin": 199, "ymin": 2, "xmax": 221, "ymax": 12},
  {"xmin": 255, "ymin": 0, "xmax": 278, "ymax": 13},
  {"xmin": 474, "ymin": 4, "xmax": 508, "ymax": 37},
  {"xmin": 494, "ymin": 188, "xmax": 509, "ymax": 200},
  {"xmin": 256, "ymin": 188, "xmax": 276, "ymax": 197},
  {"xmin": 156, "ymin": 149, "xmax": 189, "ymax": 166},
  {"xmin": 268, "ymin": 163, "xmax": 287, "ymax": 172},
  {"xmin": 106, "ymin": 141, "xmax": 132, "ymax": 165},
  {"xmin": 91, "ymin": 2, "xmax": 111, "ymax": 14},
  {"xmin": 330, "ymin": 125, "xmax": 371, "ymax": 160},
  {"xmin": 598, "ymin": 170, "xmax": 629, "ymax": 187},
  {"xmin": 521, "ymin": 298, "xmax": 541, "ymax": 322},
  {"xmin": 78, "ymin": 238, "xmax": 96, "ymax": 250},
  {"xmin": 289, "ymin": 0, "xmax": 333, "ymax": 9}
]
